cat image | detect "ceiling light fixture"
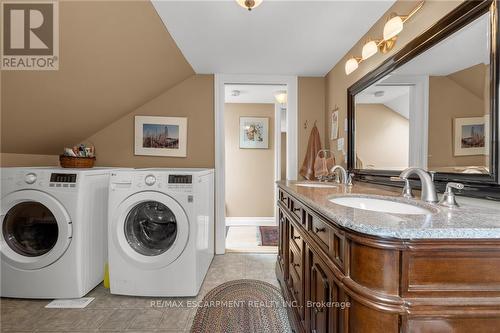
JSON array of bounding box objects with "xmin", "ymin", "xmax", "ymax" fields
[
  {"xmin": 345, "ymin": 1, "xmax": 424, "ymax": 75},
  {"xmin": 236, "ymin": 0, "xmax": 263, "ymax": 11},
  {"xmin": 274, "ymin": 91, "xmax": 287, "ymax": 105}
]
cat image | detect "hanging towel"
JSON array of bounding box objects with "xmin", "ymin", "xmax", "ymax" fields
[{"xmin": 299, "ymin": 124, "xmax": 322, "ymax": 180}]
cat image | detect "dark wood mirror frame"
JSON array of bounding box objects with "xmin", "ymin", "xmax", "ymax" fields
[{"xmin": 347, "ymin": 0, "xmax": 500, "ymax": 200}]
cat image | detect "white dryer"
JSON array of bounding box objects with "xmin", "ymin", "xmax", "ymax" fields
[
  {"xmin": 107, "ymin": 168, "xmax": 214, "ymax": 297},
  {"xmin": 1, "ymin": 167, "xmax": 113, "ymax": 299}
]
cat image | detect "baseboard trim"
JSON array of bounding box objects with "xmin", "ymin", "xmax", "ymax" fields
[{"xmin": 226, "ymin": 217, "xmax": 276, "ymax": 226}]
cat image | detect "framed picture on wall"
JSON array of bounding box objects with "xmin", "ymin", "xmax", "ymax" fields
[
  {"xmin": 330, "ymin": 110, "xmax": 339, "ymax": 140},
  {"xmin": 240, "ymin": 117, "xmax": 269, "ymax": 149},
  {"xmin": 453, "ymin": 116, "xmax": 489, "ymax": 156},
  {"xmin": 134, "ymin": 116, "xmax": 187, "ymax": 157}
]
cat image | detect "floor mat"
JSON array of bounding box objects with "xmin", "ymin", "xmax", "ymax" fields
[
  {"xmin": 191, "ymin": 279, "xmax": 292, "ymax": 333},
  {"xmin": 45, "ymin": 297, "xmax": 94, "ymax": 308},
  {"xmin": 259, "ymin": 226, "xmax": 279, "ymax": 246}
]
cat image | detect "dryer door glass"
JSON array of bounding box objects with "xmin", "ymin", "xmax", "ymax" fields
[
  {"xmin": 124, "ymin": 201, "xmax": 178, "ymax": 256},
  {"xmin": 2, "ymin": 201, "xmax": 59, "ymax": 257}
]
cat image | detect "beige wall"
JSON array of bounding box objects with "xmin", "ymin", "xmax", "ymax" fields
[
  {"xmin": 325, "ymin": 0, "xmax": 463, "ymax": 167},
  {"xmin": 298, "ymin": 77, "xmax": 326, "ymax": 174},
  {"xmin": 0, "ymin": 154, "xmax": 59, "ymax": 167},
  {"xmin": 224, "ymin": 103, "xmax": 275, "ymax": 217},
  {"xmin": 428, "ymin": 68, "xmax": 487, "ymax": 168},
  {"xmin": 85, "ymin": 75, "xmax": 214, "ymax": 168},
  {"xmin": 356, "ymin": 104, "xmax": 409, "ymax": 169},
  {"xmin": 1, "ymin": 0, "xmax": 193, "ymax": 156},
  {"xmin": 281, "ymin": 132, "xmax": 287, "ymax": 180}
]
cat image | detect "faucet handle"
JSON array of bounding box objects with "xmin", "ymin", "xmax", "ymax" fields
[
  {"xmin": 390, "ymin": 177, "xmax": 414, "ymax": 199},
  {"xmin": 439, "ymin": 182, "xmax": 464, "ymax": 208},
  {"xmin": 347, "ymin": 173, "xmax": 354, "ymax": 187},
  {"xmin": 446, "ymin": 182, "xmax": 464, "ymax": 191}
]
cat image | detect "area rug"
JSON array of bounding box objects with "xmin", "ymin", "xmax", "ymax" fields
[
  {"xmin": 259, "ymin": 226, "xmax": 279, "ymax": 246},
  {"xmin": 190, "ymin": 279, "xmax": 292, "ymax": 333}
]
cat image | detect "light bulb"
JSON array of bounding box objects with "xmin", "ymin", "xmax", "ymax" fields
[
  {"xmin": 362, "ymin": 40, "xmax": 378, "ymax": 60},
  {"xmin": 345, "ymin": 58, "xmax": 359, "ymax": 75},
  {"xmin": 383, "ymin": 16, "xmax": 404, "ymax": 40}
]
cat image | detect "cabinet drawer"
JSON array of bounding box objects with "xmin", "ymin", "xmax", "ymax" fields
[
  {"xmin": 289, "ymin": 245, "xmax": 303, "ymax": 282},
  {"xmin": 279, "ymin": 189, "xmax": 289, "ymax": 208},
  {"xmin": 288, "ymin": 246, "xmax": 304, "ymax": 320},
  {"xmin": 308, "ymin": 214, "xmax": 333, "ymax": 253},
  {"xmin": 289, "ymin": 221, "xmax": 303, "ymax": 253},
  {"xmin": 289, "ymin": 197, "xmax": 304, "ymax": 224}
]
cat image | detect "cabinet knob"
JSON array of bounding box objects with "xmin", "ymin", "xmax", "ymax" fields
[
  {"xmin": 293, "ymin": 263, "xmax": 300, "ymax": 268},
  {"xmin": 293, "ymin": 207, "xmax": 301, "ymax": 212},
  {"xmin": 292, "ymin": 236, "xmax": 300, "ymax": 240},
  {"xmin": 314, "ymin": 227, "xmax": 326, "ymax": 233}
]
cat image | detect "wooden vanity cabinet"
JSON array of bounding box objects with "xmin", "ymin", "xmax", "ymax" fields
[{"xmin": 276, "ymin": 187, "xmax": 500, "ymax": 333}]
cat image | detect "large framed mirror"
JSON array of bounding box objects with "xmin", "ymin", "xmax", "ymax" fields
[{"xmin": 348, "ymin": 0, "xmax": 499, "ymax": 200}]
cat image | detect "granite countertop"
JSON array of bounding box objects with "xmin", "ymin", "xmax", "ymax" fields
[{"xmin": 278, "ymin": 180, "xmax": 500, "ymax": 239}]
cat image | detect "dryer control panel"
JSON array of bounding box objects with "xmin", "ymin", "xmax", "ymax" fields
[{"xmin": 168, "ymin": 175, "xmax": 192, "ymax": 184}]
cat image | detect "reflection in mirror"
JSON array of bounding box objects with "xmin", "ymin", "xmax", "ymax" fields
[{"xmin": 354, "ymin": 13, "xmax": 491, "ymax": 175}]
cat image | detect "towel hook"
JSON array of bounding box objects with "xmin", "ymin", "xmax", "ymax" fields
[{"xmin": 304, "ymin": 120, "xmax": 318, "ymax": 130}]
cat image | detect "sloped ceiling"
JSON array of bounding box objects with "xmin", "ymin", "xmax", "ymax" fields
[{"xmin": 1, "ymin": 0, "xmax": 194, "ymax": 155}]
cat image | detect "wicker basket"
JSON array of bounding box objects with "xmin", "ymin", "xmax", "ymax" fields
[{"xmin": 59, "ymin": 155, "xmax": 95, "ymax": 168}]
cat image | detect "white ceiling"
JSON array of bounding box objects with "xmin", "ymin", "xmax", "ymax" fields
[
  {"xmin": 394, "ymin": 13, "xmax": 489, "ymax": 76},
  {"xmin": 225, "ymin": 84, "xmax": 285, "ymax": 103},
  {"xmin": 152, "ymin": 0, "xmax": 396, "ymax": 76}
]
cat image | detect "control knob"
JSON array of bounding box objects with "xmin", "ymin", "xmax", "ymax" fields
[
  {"xmin": 145, "ymin": 175, "xmax": 156, "ymax": 186},
  {"xmin": 25, "ymin": 173, "xmax": 37, "ymax": 184}
]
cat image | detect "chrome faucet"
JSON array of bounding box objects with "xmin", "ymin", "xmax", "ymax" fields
[
  {"xmin": 330, "ymin": 165, "xmax": 348, "ymax": 184},
  {"xmin": 399, "ymin": 167, "xmax": 438, "ymax": 203}
]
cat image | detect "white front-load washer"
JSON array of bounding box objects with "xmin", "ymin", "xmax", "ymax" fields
[
  {"xmin": 108, "ymin": 168, "xmax": 214, "ymax": 296},
  {"xmin": 1, "ymin": 167, "xmax": 114, "ymax": 299}
]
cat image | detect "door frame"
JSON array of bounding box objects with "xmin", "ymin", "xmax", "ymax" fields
[{"xmin": 214, "ymin": 74, "xmax": 298, "ymax": 254}]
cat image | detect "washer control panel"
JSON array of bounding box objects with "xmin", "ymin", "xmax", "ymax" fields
[
  {"xmin": 168, "ymin": 175, "xmax": 192, "ymax": 184},
  {"xmin": 49, "ymin": 173, "xmax": 77, "ymax": 188}
]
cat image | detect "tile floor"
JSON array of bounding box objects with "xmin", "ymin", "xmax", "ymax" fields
[
  {"xmin": 0, "ymin": 253, "xmax": 280, "ymax": 332},
  {"xmin": 225, "ymin": 226, "xmax": 278, "ymax": 253}
]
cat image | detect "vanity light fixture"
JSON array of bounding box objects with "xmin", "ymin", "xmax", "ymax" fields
[
  {"xmin": 236, "ymin": 0, "xmax": 263, "ymax": 11},
  {"xmin": 361, "ymin": 40, "xmax": 380, "ymax": 60},
  {"xmin": 345, "ymin": 1, "xmax": 424, "ymax": 75},
  {"xmin": 383, "ymin": 1, "xmax": 424, "ymax": 40},
  {"xmin": 345, "ymin": 57, "xmax": 362, "ymax": 76},
  {"xmin": 274, "ymin": 91, "xmax": 287, "ymax": 105}
]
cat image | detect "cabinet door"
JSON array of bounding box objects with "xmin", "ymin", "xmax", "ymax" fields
[
  {"xmin": 309, "ymin": 250, "xmax": 342, "ymax": 333},
  {"xmin": 278, "ymin": 208, "xmax": 289, "ymax": 279}
]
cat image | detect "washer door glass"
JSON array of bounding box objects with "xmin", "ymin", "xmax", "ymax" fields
[
  {"xmin": 124, "ymin": 201, "xmax": 177, "ymax": 256},
  {"xmin": 2, "ymin": 201, "xmax": 59, "ymax": 257}
]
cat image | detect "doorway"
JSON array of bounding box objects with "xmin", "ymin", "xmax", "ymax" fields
[
  {"xmin": 223, "ymin": 84, "xmax": 285, "ymax": 253},
  {"xmin": 214, "ymin": 75, "xmax": 298, "ymax": 254}
]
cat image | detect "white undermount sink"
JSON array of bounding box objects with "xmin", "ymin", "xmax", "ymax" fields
[
  {"xmin": 329, "ymin": 197, "xmax": 432, "ymax": 215},
  {"xmin": 296, "ymin": 182, "xmax": 337, "ymax": 188}
]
